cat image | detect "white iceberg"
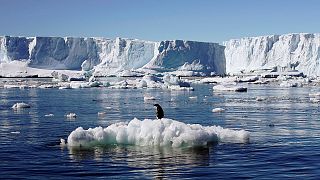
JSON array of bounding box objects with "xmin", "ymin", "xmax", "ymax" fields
[
  {"xmin": 12, "ymin": 102, "xmax": 31, "ymax": 109},
  {"xmin": 66, "ymin": 118, "xmax": 249, "ymax": 148}
]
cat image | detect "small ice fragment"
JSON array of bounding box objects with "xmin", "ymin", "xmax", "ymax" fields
[
  {"xmin": 98, "ymin": 112, "xmax": 106, "ymax": 116},
  {"xmin": 144, "ymin": 96, "xmax": 156, "ymax": 101},
  {"xmin": 212, "ymin": 108, "xmax": 225, "ymax": 113},
  {"xmin": 213, "ymin": 85, "xmax": 247, "ymax": 92},
  {"xmin": 66, "ymin": 113, "xmax": 77, "ymax": 118},
  {"xmin": 11, "ymin": 131, "xmax": 20, "ymax": 134},
  {"xmin": 310, "ymin": 98, "xmax": 320, "ymax": 103},
  {"xmin": 12, "ymin": 102, "xmax": 31, "ymax": 109},
  {"xmin": 60, "ymin": 139, "xmax": 66, "ymax": 146},
  {"xmin": 256, "ymin": 97, "xmax": 266, "ymax": 101}
]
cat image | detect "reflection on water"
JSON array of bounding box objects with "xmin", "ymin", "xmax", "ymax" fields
[{"xmin": 67, "ymin": 145, "xmax": 211, "ymax": 178}]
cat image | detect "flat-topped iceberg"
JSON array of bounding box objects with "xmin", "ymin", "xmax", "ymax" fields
[
  {"xmin": 224, "ymin": 33, "xmax": 320, "ymax": 77},
  {"xmin": 0, "ymin": 36, "xmax": 226, "ymax": 77}
]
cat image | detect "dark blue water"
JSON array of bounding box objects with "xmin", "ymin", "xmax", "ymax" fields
[{"xmin": 0, "ymin": 83, "xmax": 320, "ymax": 179}]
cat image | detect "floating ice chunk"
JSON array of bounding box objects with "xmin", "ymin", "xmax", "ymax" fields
[
  {"xmin": 310, "ymin": 98, "xmax": 320, "ymax": 103},
  {"xmin": 89, "ymin": 81, "xmax": 102, "ymax": 87},
  {"xmin": 118, "ymin": 70, "xmax": 144, "ymax": 77},
  {"xmin": 144, "ymin": 96, "xmax": 157, "ymax": 101},
  {"xmin": 212, "ymin": 108, "xmax": 225, "ymax": 113},
  {"xmin": 256, "ymin": 97, "xmax": 267, "ymax": 101},
  {"xmin": 45, "ymin": 113, "xmax": 54, "ymax": 117},
  {"xmin": 66, "ymin": 113, "xmax": 77, "ymax": 118},
  {"xmin": 251, "ymin": 80, "xmax": 268, "ymax": 84},
  {"xmin": 12, "ymin": 102, "xmax": 31, "ymax": 109},
  {"xmin": 212, "ymin": 85, "xmax": 247, "ymax": 92},
  {"xmin": 66, "ymin": 118, "xmax": 249, "ymax": 148},
  {"xmin": 309, "ymin": 93, "xmax": 320, "ymax": 103},
  {"xmin": 4, "ymin": 84, "xmax": 21, "ymax": 88},
  {"xmin": 279, "ymin": 81, "xmax": 300, "ymax": 87},
  {"xmin": 237, "ymin": 76, "xmax": 259, "ymax": 83},
  {"xmin": 163, "ymin": 74, "xmax": 191, "ymax": 87},
  {"xmin": 168, "ymin": 85, "xmax": 194, "ymax": 91},
  {"xmin": 111, "ymin": 80, "xmax": 130, "ymax": 89},
  {"xmin": 59, "ymin": 85, "xmax": 72, "ymax": 89},
  {"xmin": 171, "ymin": 70, "xmax": 196, "ymax": 77},
  {"xmin": 11, "ymin": 131, "xmax": 21, "ymax": 134},
  {"xmin": 60, "ymin": 139, "xmax": 66, "ymax": 146},
  {"xmin": 309, "ymin": 92, "xmax": 320, "ymax": 97},
  {"xmin": 52, "ymin": 71, "xmax": 69, "ymax": 82},
  {"xmin": 98, "ymin": 112, "xmax": 106, "ymax": 116},
  {"xmin": 39, "ymin": 84, "xmax": 55, "ymax": 89},
  {"xmin": 200, "ymin": 77, "xmax": 237, "ymax": 84}
]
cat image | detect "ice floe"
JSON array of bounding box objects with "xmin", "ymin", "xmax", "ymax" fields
[
  {"xmin": 212, "ymin": 85, "xmax": 247, "ymax": 92},
  {"xmin": 66, "ymin": 113, "xmax": 77, "ymax": 119},
  {"xmin": 212, "ymin": 108, "xmax": 225, "ymax": 113},
  {"xmin": 44, "ymin": 114, "xmax": 54, "ymax": 117},
  {"xmin": 12, "ymin": 102, "xmax": 31, "ymax": 109},
  {"xmin": 66, "ymin": 118, "xmax": 249, "ymax": 148}
]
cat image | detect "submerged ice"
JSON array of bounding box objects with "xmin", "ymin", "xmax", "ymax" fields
[{"xmin": 66, "ymin": 118, "xmax": 249, "ymax": 148}]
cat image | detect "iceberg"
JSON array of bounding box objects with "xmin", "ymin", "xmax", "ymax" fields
[{"xmin": 66, "ymin": 118, "xmax": 249, "ymax": 148}]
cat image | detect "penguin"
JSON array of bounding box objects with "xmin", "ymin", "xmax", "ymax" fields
[{"xmin": 154, "ymin": 104, "xmax": 164, "ymax": 119}]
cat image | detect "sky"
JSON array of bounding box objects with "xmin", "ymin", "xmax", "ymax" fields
[{"xmin": 0, "ymin": 0, "xmax": 320, "ymax": 43}]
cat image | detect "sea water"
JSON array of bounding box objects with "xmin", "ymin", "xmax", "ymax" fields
[{"xmin": 0, "ymin": 83, "xmax": 320, "ymax": 179}]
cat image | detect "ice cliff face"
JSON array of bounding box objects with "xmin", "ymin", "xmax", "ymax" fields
[
  {"xmin": 224, "ymin": 33, "xmax": 320, "ymax": 76},
  {"xmin": 144, "ymin": 40, "xmax": 225, "ymax": 75},
  {"xmin": 0, "ymin": 36, "xmax": 100, "ymax": 70},
  {"xmin": 92, "ymin": 37, "xmax": 159, "ymax": 75},
  {"xmin": 0, "ymin": 36, "xmax": 226, "ymax": 76}
]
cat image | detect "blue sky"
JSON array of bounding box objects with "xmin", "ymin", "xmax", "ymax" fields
[{"xmin": 0, "ymin": 0, "xmax": 319, "ymax": 43}]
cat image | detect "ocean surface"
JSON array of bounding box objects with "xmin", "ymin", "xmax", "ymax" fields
[{"xmin": 0, "ymin": 82, "xmax": 320, "ymax": 179}]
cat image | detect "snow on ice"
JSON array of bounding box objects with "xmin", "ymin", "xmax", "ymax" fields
[{"xmin": 66, "ymin": 118, "xmax": 250, "ymax": 148}]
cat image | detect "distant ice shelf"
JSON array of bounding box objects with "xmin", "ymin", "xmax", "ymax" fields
[
  {"xmin": 0, "ymin": 36, "xmax": 226, "ymax": 77},
  {"xmin": 224, "ymin": 33, "xmax": 320, "ymax": 77},
  {"xmin": 1, "ymin": 33, "xmax": 320, "ymax": 78}
]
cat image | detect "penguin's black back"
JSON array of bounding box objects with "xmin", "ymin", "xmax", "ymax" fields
[{"xmin": 154, "ymin": 104, "xmax": 164, "ymax": 119}]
